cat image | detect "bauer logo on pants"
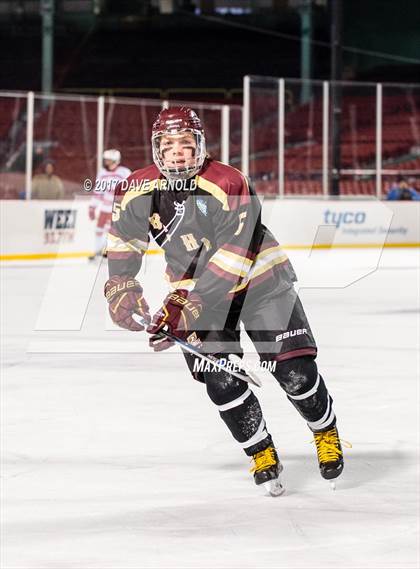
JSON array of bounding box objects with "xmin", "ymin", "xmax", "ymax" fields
[{"xmin": 275, "ymin": 328, "xmax": 307, "ymax": 342}]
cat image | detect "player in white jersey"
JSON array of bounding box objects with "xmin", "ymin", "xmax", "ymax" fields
[{"xmin": 89, "ymin": 149, "xmax": 131, "ymax": 257}]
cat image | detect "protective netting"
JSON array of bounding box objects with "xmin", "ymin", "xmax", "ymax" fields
[
  {"xmin": 0, "ymin": 93, "xmax": 242, "ymax": 199},
  {"xmin": 2, "ymin": 83, "xmax": 419, "ymax": 199},
  {"xmin": 247, "ymin": 77, "xmax": 420, "ymax": 196}
]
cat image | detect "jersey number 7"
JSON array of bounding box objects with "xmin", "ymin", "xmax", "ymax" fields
[{"xmin": 234, "ymin": 212, "xmax": 247, "ymax": 236}]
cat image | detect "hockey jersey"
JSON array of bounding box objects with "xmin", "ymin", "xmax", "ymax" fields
[
  {"xmin": 90, "ymin": 165, "xmax": 132, "ymax": 213},
  {"xmin": 107, "ymin": 159, "xmax": 296, "ymax": 307}
]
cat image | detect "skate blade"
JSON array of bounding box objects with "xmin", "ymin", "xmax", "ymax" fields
[
  {"xmin": 329, "ymin": 480, "xmax": 336, "ymax": 490},
  {"xmin": 263, "ymin": 477, "xmax": 285, "ymax": 497}
]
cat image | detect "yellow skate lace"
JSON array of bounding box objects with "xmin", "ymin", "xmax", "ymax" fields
[
  {"xmin": 249, "ymin": 446, "xmax": 277, "ymax": 473},
  {"xmin": 313, "ymin": 428, "xmax": 352, "ymax": 464}
]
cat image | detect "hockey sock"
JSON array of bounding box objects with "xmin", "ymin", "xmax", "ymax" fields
[
  {"xmin": 272, "ymin": 356, "xmax": 336, "ymax": 432},
  {"xmin": 205, "ymin": 369, "xmax": 273, "ymax": 456}
]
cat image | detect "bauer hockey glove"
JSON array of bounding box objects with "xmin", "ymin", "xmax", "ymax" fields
[
  {"xmin": 88, "ymin": 206, "xmax": 96, "ymax": 221},
  {"xmin": 104, "ymin": 275, "xmax": 150, "ymax": 331},
  {"xmin": 147, "ymin": 289, "xmax": 203, "ymax": 352}
]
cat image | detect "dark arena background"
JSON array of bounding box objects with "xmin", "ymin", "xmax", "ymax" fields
[{"xmin": 1, "ymin": 1, "xmax": 419, "ymax": 568}]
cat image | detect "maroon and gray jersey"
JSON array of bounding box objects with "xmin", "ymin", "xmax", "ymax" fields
[{"xmin": 107, "ymin": 159, "xmax": 296, "ymax": 308}]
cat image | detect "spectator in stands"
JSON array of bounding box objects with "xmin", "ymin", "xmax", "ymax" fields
[
  {"xmin": 408, "ymin": 177, "xmax": 420, "ymax": 192},
  {"xmin": 31, "ymin": 159, "xmax": 64, "ymax": 200},
  {"xmin": 387, "ymin": 176, "xmax": 420, "ymax": 201}
]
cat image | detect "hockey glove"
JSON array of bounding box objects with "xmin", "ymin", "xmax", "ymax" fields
[
  {"xmin": 147, "ymin": 289, "xmax": 203, "ymax": 352},
  {"xmin": 104, "ymin": 275, "xmax": 150, "ymax": 331},
  {"xmin": 88, "ymin": 206, "xmax": 96, "ymax": 221}
]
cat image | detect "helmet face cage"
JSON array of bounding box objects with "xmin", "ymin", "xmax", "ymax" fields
[
  {"xmin": 151, "ymin": 107, "xmax": 206, "ymax": 180},
  {"xmin": 152, "ymin": 128, "xmax": 206, "ymax": 181}
]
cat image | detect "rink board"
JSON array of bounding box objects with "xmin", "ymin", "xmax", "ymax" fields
[{"xmin": 0, "ymin": 199, "xmax": 419, "ymax": 264}]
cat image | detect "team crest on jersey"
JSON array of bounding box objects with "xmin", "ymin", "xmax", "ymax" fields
[
  {"xmin": 149, "ymin": 213, "xmax": 163, "ymax": 230},
  {"xmin": 196, "ymin": 198, "xmax": 208, "ymax": 217}
]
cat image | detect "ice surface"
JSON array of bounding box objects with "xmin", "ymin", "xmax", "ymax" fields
[{"xmin": 1, "ymin": 248, "xmax": 419, "ymax": 568}]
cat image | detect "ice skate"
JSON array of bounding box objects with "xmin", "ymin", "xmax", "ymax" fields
[
  {"xmin": 250, "ymin": 446, "xmax": 284, "ymax": 496},
  {"xmin": 313, "ymin": 426, "xmax": 344, "ymax": 489}
]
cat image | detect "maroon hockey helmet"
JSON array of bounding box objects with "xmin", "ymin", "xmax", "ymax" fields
[{"xmin": 151, "ymin": 106, "xmax": 206, "ymax": 180}]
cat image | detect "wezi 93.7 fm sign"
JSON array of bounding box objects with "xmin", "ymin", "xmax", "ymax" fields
[{"xmin": 44, "ymin": 209, "xmax": 77, "ymax": 244}]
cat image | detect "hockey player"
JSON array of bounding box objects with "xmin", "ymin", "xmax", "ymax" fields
[
  {"xmin": 104, "ymin": 107, "xmax": 344, "ymax": 494},
  {"xmin": 89, "ymin": 149, "xmax": 131, "ymax": 257}
]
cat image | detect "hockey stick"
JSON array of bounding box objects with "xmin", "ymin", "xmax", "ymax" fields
[{"xmin": 134, "ymin": 315, "xmax": 261, "ymax": 387}]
